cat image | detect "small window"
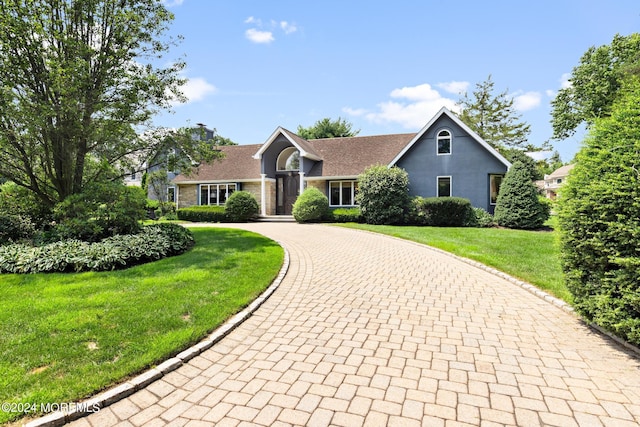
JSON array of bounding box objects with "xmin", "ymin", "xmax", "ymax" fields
[
  {"xmin": 490, "ymin": 174, "xmax": 503, "ymax": 205},
  {"xmin": 437, "ymin": 130, "xmax": 451, "ymax": 155},
  {"xmin": 556, "ymin": 178, "xmax": 563, "ymax": 184},
  {"xmin": 167, "ymin": 186, "xmax": 176, "ymax": 203},
  {"xmin": 437, "ymin": 176, "xmax": 451, "ymax": 197},
  {"xmin": 329, "ymin": 181, "xmax": 358, "ymax": 206}
]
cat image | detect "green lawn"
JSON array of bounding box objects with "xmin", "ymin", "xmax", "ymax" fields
[
  {"xmin": 335, "ymin": 220, "xmax": 570, "ymax": 303},
  {"xmin": 0, "ymin": 228, "xmax": 283, "ymax": 425}
]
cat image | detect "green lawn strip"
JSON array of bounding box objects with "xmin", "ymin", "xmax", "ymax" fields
[
  {"xmin": 335, "ymin": 223, "xmax": 570, "ymax": 304},
  {"xmin": 0, "ymin": 228, "xmax": 283, "ymax": 424}
]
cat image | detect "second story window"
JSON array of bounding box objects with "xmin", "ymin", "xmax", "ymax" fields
[{"xmin": 437, "ymin": 130, "xmax": 451, "ymax": 155}]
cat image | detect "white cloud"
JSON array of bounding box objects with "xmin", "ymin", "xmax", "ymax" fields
[
  {"xmin": 280, "ymin": 21, "xmax": 298, "ymax": 34},
  {"xmin": 162, "ymin": 0, "xmax": 184, "ymax": 6},
  {"xmin": 244, "ymin": 16, "xmax": 261, "ymax": 25},
  {"xmin": 345, "ymin": 83, "xmax": 459, "ymax": 129},
  {"xmin": 512, "ymin": 91, "xmax": 542, "ymax": 111},
  {"xmin": 176, "ymin": 77, "xmax": 217, "ymax": 105},
  {"xmin": 437, "ymin": 81, "xmax": 469, "ymax": 95},
  {"xmin": 545, "ymin": 89, "xmax": 556, "ymax": 97},
  {"xmin": 245, "ymin": 28, "xmax": 274, "ymax": 44},
  {"xmin": 560, "ymin": 72, "xmax": 572, "ymax": 89}
]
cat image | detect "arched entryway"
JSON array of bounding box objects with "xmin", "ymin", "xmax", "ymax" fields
[{"xmin": 276, "ymin": 147, "xmax": 300, "ymax": 215}]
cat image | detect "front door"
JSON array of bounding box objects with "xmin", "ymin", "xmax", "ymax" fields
[{"xmin": 276, "ymin": 173, "xmax": 299, "ymax": 215}]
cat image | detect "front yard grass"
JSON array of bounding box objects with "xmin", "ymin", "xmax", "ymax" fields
[
  {"xmin": 336, "ymin": 221, "xmax": 569, "ymax": 303},
  {"xmin": 0, "ymin": 228, "xmax": 283, "ymax": 425}
]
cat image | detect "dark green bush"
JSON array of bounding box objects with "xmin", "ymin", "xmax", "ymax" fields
[
  {"xmin": 330, "ymin": 207, "xmax": 362, "ymax": 223},
  {"xmin": 177, "ymin": 205, "xmax": 227, "ymax": 222},
  {"xmin": 356, "ymin": 165, "xmax": 410, "ymax": 225},
  {"xmin": 0, "ymin": 213, "xmax": 36, "ymax": 244},
  {"xmin": 467, "ymin": 207, "xmax": 496, "ymax": 228},
  {"xmin": 0, "ymin": 181, "xmax": 52, "ymax": 229},
  {"xmin": 292, "ymin": 187, "xmax": 329, "ymax": 223},
  {"xmin": 410, "ymin": 197, "xmax": 474, "ymax": 227},
  {"xmin": 558, "ymin": 76, "xmax": 640, "ymax": 346},
  {"xmin": 0, "ymin": 223, "xmax": 194, "ymax": 274},
  {"xmin": 225, "ymin": 191, "xmax": 259, "ymax": 222},
  {"xmin": 494, "ymin": 161, "xmax": 549, "ymax": 230},
  {"xmin": 53, "ymin": 182, "xmax": 147, "ymax": 241}
]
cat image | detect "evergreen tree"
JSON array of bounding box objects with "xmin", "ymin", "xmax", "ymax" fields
[
  {"xmin": 494, "ymin": 161, "xmax": 549, "ymax": 229},
  {"xmin": 297, "ymin": 117, "xmax": 360, "ymax": 139},
  {"xmin": 457, "ymin": 75, "xmax": 531, "ymax": 150}
]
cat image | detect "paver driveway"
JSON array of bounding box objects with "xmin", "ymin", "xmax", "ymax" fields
[{"xmin": 66, "ymin": 223, "xmax": 640, "ymax": 426}]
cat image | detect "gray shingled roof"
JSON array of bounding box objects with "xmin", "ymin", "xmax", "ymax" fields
[
  {"xmin": 173, "ymin": 144, "xmax": 262, "ymax": 182},
  {"xmin": 306, "ymin": 133, "xmax": 415, "ymax": 177},
  {"xmin": 173, "ymin": 132, "xmax": 416, "ymax": 182}
]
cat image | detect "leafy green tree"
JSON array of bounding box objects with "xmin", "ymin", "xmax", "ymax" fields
[
  {"xmin": 551, "ymin": 33, "xmax": 640, "ymax": 139},
  {"xmin": 558, "ymin": 75, "xmax": 640, "ymax": 345},
  {"xmin": 356, "ymin": 165, "xmax": 410, "ymax": 225},
  {"xmin": 0, "ymin": 0, "xmax": 212, "ymax": 207},
  {"xmin": 494, "ymin": 161, "xmax": 549, "ymax": 229},
  {"xmin": 297, "ymin": 117, "xmax": 360, "ymax": 139},
  {"xmin": 457, "ymin": 75, "xmax": 531, "ymax": 150}
]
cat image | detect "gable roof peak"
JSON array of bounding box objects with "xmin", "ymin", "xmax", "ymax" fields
[
  {"xmin": 389, "ymin": 106, "xmax": 511, "ymax": 169},
  {"xmin": 253, "ymin": 126, "xmax": 321, "ymax": 161}
]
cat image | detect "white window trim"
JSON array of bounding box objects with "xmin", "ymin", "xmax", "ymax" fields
[
  {"xmin": 199, "ymin": 183, "xmax": 237, "ymax": 206},
  {"xmin": 329, "ymin": 180, "xmax": 358, "ymax": 207},
  {"xmin": 436, "ymin": 129, "xmax": 452, "ymax": 156},
  {"xmin": 437, "ymin": 176, "xmax": 452, "ymax": 197},
  {"xmin": 167, "ymin": 186, "xmax": 176, "ymax": 204}
]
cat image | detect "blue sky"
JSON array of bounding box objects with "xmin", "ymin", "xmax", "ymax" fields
[{"xmin": 156, "ymin": 1, "xmax": 639, "ymax": 163}]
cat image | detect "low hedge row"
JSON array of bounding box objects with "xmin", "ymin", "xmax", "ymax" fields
[
  {"xmin": 411, "ymin": 197, "xmax": 474, "ymax": 227},
  {"xmin": 330, "ymin": 208, "xmax": 363, "ymax": 223},
  {"xmin": 177, "ymin": 206, "xmax": 228, "ymax": 222},
  {"xmin": 0, "ymin": 223, "xmax": 194, "ymax": 274}
]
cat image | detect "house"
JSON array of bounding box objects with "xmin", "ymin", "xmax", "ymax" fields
[
  {"xmin": 173, "ymin": 107, "xmax": 511, "ymax": 215},
  {"xmin": 543, "ymin": 164, "xmax": 575, "ymax": 200}
]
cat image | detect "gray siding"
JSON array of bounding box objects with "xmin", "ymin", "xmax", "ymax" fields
[
  {"xmin": 395, "ymin": 115, "xmax": 508, "ymax": 212},
  {"xmin": 260, "ymin": 136, "xmax": 317, "ymax": 177}
]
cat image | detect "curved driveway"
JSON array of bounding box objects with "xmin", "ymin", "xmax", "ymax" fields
[{"xmin": 68, "ymin": 223, "xmax": 640, "ymax": 426}]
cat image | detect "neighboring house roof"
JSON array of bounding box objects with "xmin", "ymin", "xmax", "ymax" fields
[
  {"xmin": 546, "ymin": 164, "xmax": 575, "ymax": 180},
  {"xmin": 389, "ymin": 107, "xmax": 512, "ymax": 169},
  {"xmin": 306, "ymin": 133, "xmax": 415, "ymax": 178},
  {"xmin": 173, "ymin": 144, "xmax": 262, "ymax": 183}
]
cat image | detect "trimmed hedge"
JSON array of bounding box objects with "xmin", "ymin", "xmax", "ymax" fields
[
  {"xmin": 330, "ymin": 207, "xmax": 362, "ymax": 223},
  {"xmin": 0, "ymin": 223, "xmax": 194, "ymax": 274},
  {"xmin": 411, "ymin": 197, "xmax": 474, "ymax": 227},
  {"xmin": 177, "ymin": 205, "xmax": 227, "ymax": 222}
]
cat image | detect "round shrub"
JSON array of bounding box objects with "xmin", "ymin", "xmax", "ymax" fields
[
  {"xmin": 53, "ymin": 182, "xmax": 147, "ymax": 241},
  {"xmin": 225, "ymin": 191, "xmax": 259, "ymax": 222},
  {"xmin": 292, "ymin": 187, "xmax": 329, "ymax": 223},
  {"xmin": 356, "ymin": 165, "xmax": 410, "ymax": 225},
  {"xmin": 494, "ymin": 161, "xmax": 549, "ymax": 229}
]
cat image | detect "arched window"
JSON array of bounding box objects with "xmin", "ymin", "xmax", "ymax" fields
[
  {"xmin": 437, "ymin": 129, "xmax": 451, "ymax": 155},
  {"xmin": 277, "ymin": 147, "xmax": 300, "ymax": 171}
]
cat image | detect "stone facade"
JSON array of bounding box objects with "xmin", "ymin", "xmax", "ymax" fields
[{"xmin": 177, "ymin": 184, "xmax": 197, "ymax": 209}]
